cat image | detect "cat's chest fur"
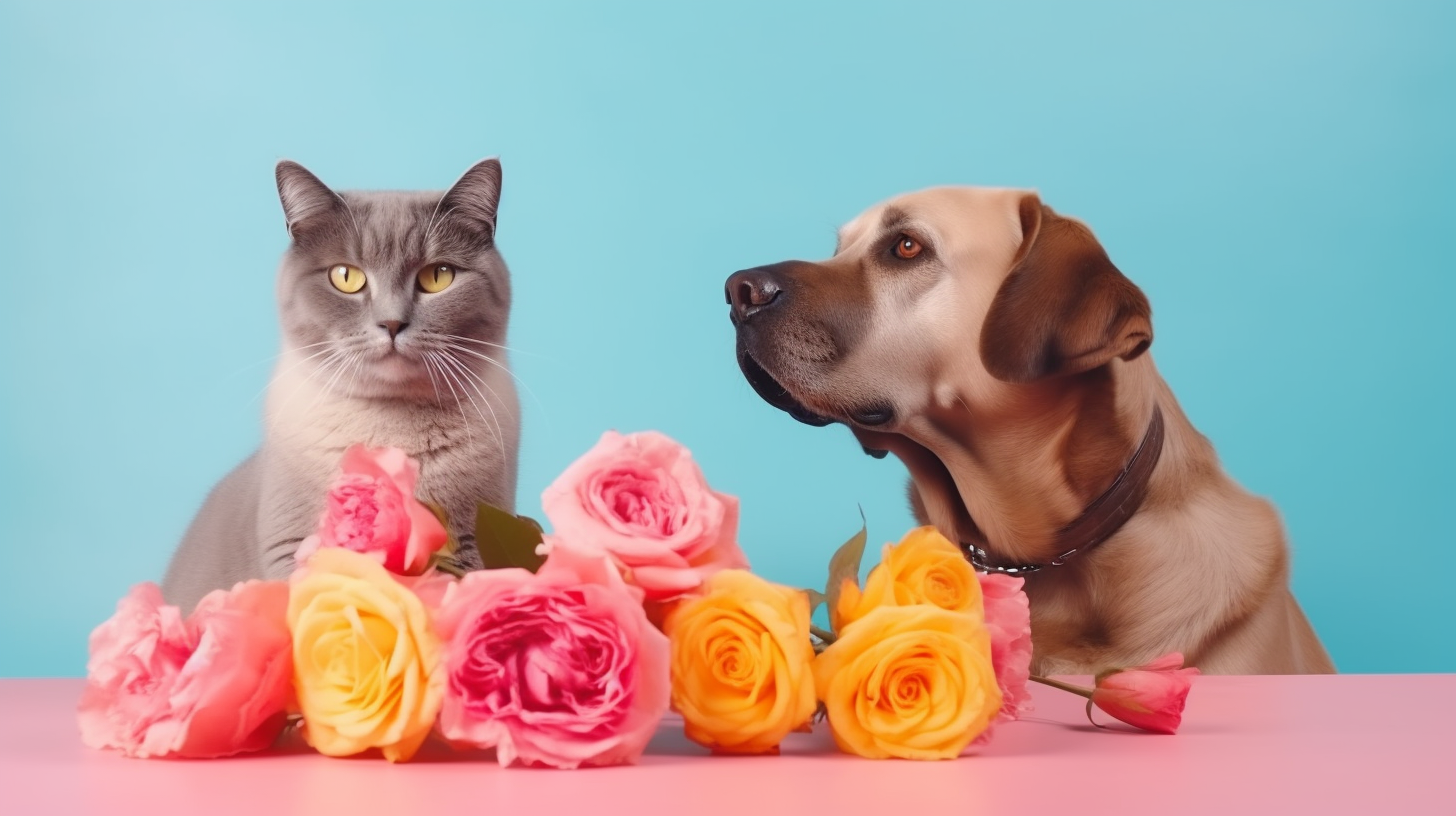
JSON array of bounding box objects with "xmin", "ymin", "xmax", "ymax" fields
[{"xmin": 261, "ymin": 358, "xmax": 519, "ymax": 553}]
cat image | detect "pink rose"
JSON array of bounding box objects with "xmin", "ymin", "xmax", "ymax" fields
[
  {"xmin": 434, "ymin": 539, "xmax": 670, "ymax": 768},
  {"xmin": 78, "ymin": 581, "xmax": 293, "ymax": 758},
  {"xmin": 980, "ymin": 572, "xmax": 1034, "ymax": 722},
  {"xmin": 297, "ymin": 445, "xmax": 448, "ymax": 575},
  {"xmin": 541, "ymin": 431, "xmax": 748, "ymax": 601},
  {"xmin": 1091, "ymin": 652, "xmax": 1200, "ymax": 734},
  {"xmin": 397, "ymin": 569, "xmax": 458, "ymax": 613}
]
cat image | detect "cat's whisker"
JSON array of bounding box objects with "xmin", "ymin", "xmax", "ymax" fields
[
  {"xmin": 441, "ymin": 342, "xmax": 533, "ymax": 398},
  {"xmin": 437, "ymin": 333, "xmax": 539, "ymax": 358},
  {"xmin": 279, "ymin": 339, "xmax": 341, "ymax": 354},
  {"xmin": 423, "ymin": 202, "xmax": 460, "ymax": 245},
  {"xmin": 301, "ymin": 353, "xmax": 350, "ymax": 414},
  {"xmin": 456, "ymin": 364, "xmax": 525, "ymax": 449},
  {"xmin": 441, "ymin": 341, "xmax": 554, "ymax": 434},
  {"xmin": 423, "ymin": 196, "xmax": 447, "ymax": 243},
  {"xmin": 217, "ymin": 340, "xmax": 339, "ymax": 391},
  {"xmin": 430, "ymin": 351, "xmax": 506, "ymax": 445},
  {"xmin": 436, "ymin": 351, "xmax": 505, "ymax": 450},
  {"xmin": 304, "ymin": 350, "xmax": 362, "ymax": 417},
  {"xmin": 248, "ymin": 343, "xmax": 342, "ymax": 407},
  {"xmin": 332, "ymin": 191, "xmax": 364, "ymax": 241},
  {"xmin": 446, "ymin": 352, "xmax": 513, "ymax": 424},
  {"xmin": 421, "ymin": 335, "xmax": 545, "ymax": 416},
  {"xmin": 299, "ymin": 339, "xmax": 368, "ymax": 391},
  {"xmin": 420, "ymin": 351, "xmax": 445, "ymax": 406},
  {"xmin": 338, "ymin": 348, "xmax": 371, "ymax": 404},
  {"xmin": 271, "ymin": 348, "xmax": 343, "ymax": 421},
  {"xmin": 428, "ymin": 351, "xmax": 477, "ymax": 445}
]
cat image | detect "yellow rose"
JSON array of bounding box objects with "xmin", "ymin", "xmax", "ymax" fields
[
  {"xmin": 288, "ymin": 548, "xmax": 443, "ymax": 762},
  {"xmin": 833, "ymin": 526, "xmax": 983, "ymax": 632},
  {"xmin": 813, "ymin": 604, "xmax": 1000, "ymax": 760},
  {"xmin": 663, "ymin": 569, "xmax": 817, "ymax": 754}
]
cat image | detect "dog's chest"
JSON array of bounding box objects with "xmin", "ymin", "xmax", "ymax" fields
[{"xmin": 1022, "ymin": 573, "xmax": 1127, "ymax": 674}]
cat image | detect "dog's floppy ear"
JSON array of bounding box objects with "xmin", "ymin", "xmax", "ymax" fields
[{"xmin": 979, "ymin": 194, "xmax": 1152, "ymax": 383}]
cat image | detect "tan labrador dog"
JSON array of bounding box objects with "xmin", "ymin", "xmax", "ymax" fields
[{"xmin": 726, "ymin": 187, "xmax": 1334, "ymax": 675}]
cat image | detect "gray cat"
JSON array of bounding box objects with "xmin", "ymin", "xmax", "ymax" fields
[{"xmin": 162, "ymin": 159, "xmax": 521, "ymax": 611}]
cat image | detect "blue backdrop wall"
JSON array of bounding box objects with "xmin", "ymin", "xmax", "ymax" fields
[{"xmin": 2, "ymin": 0, "xmax": 1452, "ymax": 676}]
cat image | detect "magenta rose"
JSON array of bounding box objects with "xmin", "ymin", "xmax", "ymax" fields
[
  {"xmin": 541, "ymin": 430, "xmax": 748, "ymax": 600},
  {"xmin": 980, "ymin": 572, "xmax": 1034, "ymax": 722},
  {"xmin": 434, "ymin": 539, "xmax": 670, "ymax": 768},
  {"xmin": 295, "ymin": 444, "xmax": 448, "ymax": 576},
  {"xmin": 77, "ymin": 581, "xmax": 293, "ymax": 758}
]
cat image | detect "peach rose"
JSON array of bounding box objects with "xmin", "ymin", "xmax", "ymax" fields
[
  {"xmin": 832, "ymin": 527, "xmax": 983, "ymax": 632},
  {"xmin": 434, "ymin": 540, "xmax": 669, "ymax": 768},
  {"xmin": 541, "ymin": 431, "xmax": 748, "ymax": 601},
  {"xmin": 288, "ymin": 548, "xmax": 443, "ymax": 762},
  {"xmin": 664, "ymin": 570, "xmax": 817, "ymax": 754},
  {"xmin": 813, "ymin": 605, "xmax": 1001, "ymax": 760},
  {"xmin": 78, "ymin": 581, "xmax": 293, "ymax": 758},
  {"xmin": 295, "ymin": 445, "xmax": 448, "ymax": 576}
]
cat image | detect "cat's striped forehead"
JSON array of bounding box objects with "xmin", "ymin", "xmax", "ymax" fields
[{"xmin": 328, "ymin": 191, "xmax": 486, "ymax": 273}]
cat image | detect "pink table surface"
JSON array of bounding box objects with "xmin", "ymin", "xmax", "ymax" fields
[{"xmin": 2, "ymin": 675, "xmax": 1452, "ymax": 816}]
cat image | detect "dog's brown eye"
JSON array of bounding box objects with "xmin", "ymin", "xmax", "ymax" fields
[{"xmin": 894, "ymin": 235, "xmax": 923, "ymax": 260}]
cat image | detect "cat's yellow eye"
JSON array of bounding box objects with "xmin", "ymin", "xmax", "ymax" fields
[
  {"xmin": 418, "ymin": 264, "xmax": 455, "ymax": 294},
  {"xmin": 328, "ymin": 264, "xmax": 366, "ymax": 294}
]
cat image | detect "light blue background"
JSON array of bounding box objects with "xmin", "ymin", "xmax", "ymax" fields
[{"xmin": 1, "ymin": 0, "xmax": 1451, "ymax": 676}]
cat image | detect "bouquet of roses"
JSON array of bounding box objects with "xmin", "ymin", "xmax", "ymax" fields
[{"xmin": 78, "ymin": 431, "xmax": 1197, "ymax": 765}]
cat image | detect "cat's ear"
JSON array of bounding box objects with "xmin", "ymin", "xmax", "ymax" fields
[
  {"xmin": 275, "ymin": 160, "xmax": 342, "ymax": 239},
  {"xmin": 439, "ymin": 158, "xmax": 503, "ymax": 240}
]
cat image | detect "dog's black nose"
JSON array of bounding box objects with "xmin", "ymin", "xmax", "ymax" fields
[{"xmin": 726, "ymin": 268, "xmax": 783, "ymax": 322}]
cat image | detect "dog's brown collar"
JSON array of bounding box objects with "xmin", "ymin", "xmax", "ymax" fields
[{"xmin": 962, "ymin": 405, "xmax": 1166, "ymax": 576}]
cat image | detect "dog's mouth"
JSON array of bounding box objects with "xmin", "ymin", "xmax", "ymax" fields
[
  {"xmin": 736, "ymin": 344, "xmax": 898, "ymax": 430},
  {"xmin": 736, "ymin": 345, "xmax": 836, "ymax": 427}
]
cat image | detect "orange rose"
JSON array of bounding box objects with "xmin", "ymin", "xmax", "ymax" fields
[
  {"xmin": 813, "ymin": 604, "xmax": 1000, "ymax": 760},
  {"xmin": 833, "ymin": 526, "xmax": 983, "ymax": 632},
  {"xmin": 664, "ymin": 570, "xmax": 816, "ymax": 754}
]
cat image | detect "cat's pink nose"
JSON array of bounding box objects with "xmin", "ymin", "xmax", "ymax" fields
[{"xmin": 379, "ymin": 320, "xmax": 407, "ymax": 339}]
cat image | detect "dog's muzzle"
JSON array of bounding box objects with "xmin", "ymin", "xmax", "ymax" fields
[
  {"xmin": 733, "ymin": 343, "xmax": 834, "ymax": 427},
  {"xmin": 727, "ymin": 266, "xmax": 835, "ymax": 427}
]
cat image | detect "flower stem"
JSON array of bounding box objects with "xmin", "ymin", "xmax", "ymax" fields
[
  {"xmin": 810, "ymin": 625, "xmax": 838, "ymax": 645},
  {"xmin": 1029, "ymin": 674, "xmax": 1094, "ymax": 699}
]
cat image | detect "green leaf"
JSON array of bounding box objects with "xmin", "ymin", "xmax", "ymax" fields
[
  {"xmin": 474, "ymin": 503, "xmax": 547, "ymax": 573},
  {"xmin": 824, "ymin": 511, "xmax": 868, "ymax": 629}
]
